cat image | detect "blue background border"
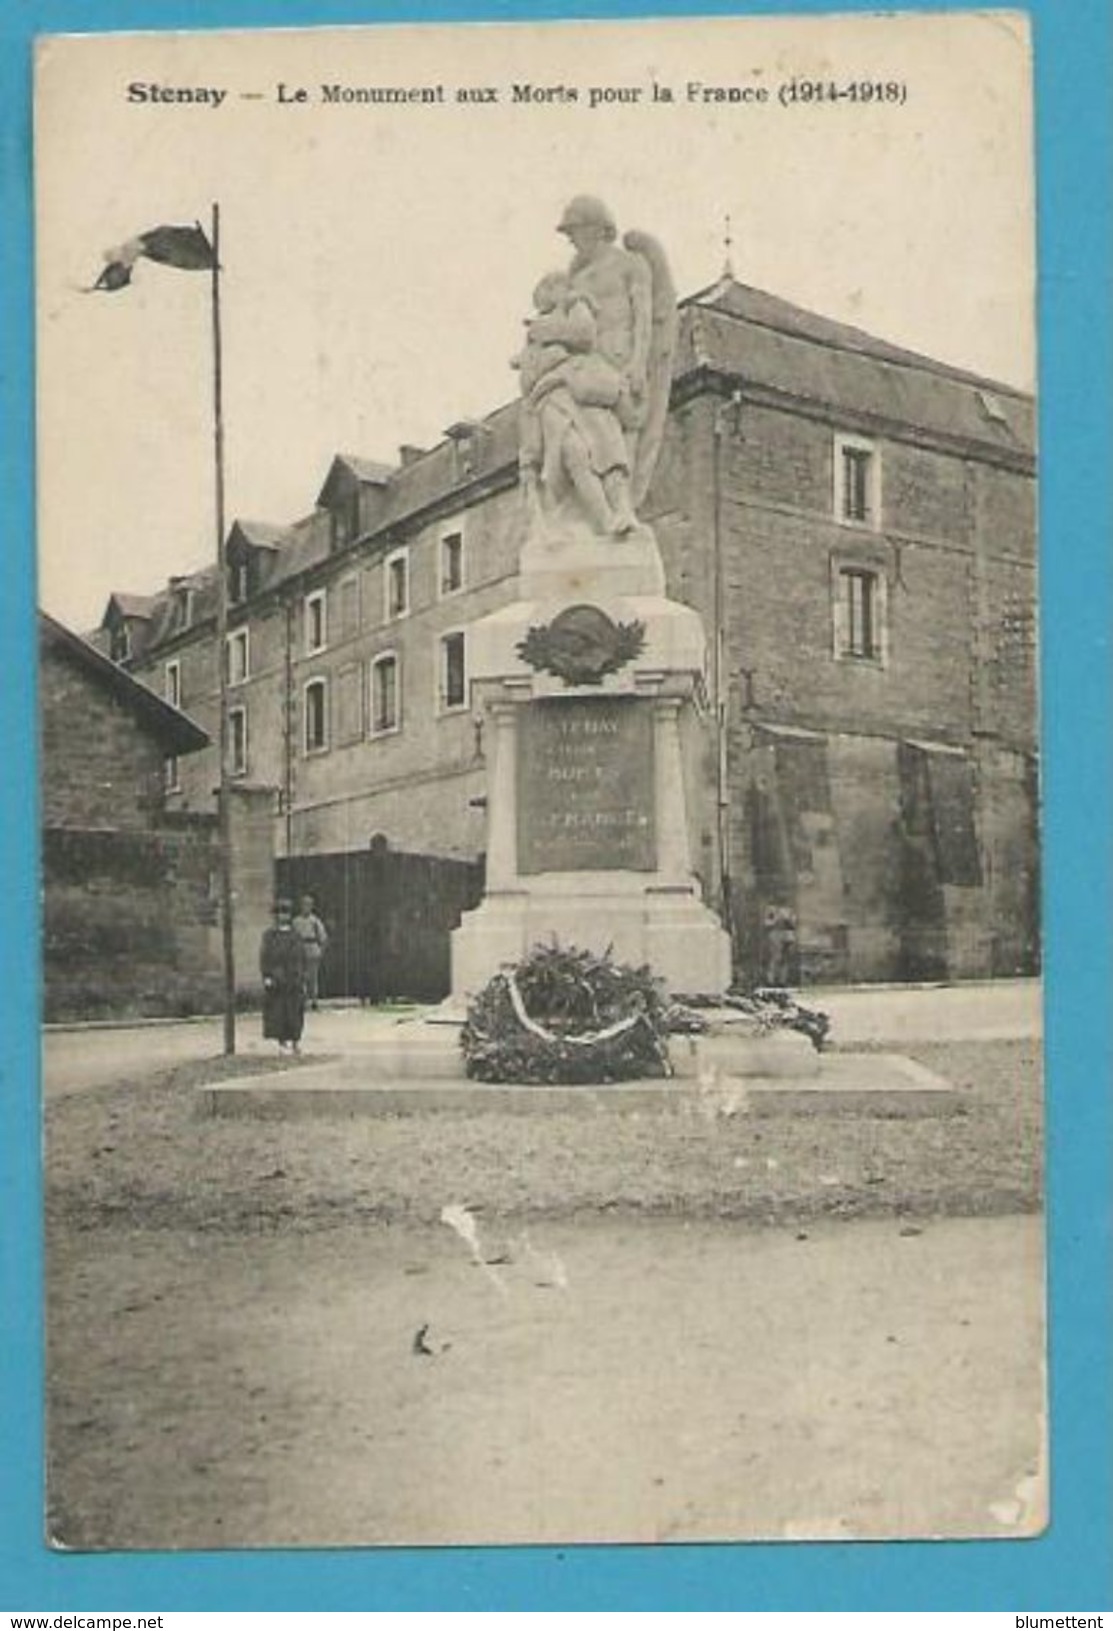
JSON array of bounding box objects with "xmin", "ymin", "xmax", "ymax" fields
[{"xmin": 3, "ymin": 0, "xmax": 1110, "ymax": 1610}]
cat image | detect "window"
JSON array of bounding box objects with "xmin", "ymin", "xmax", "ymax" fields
[
  {"xmin": 835, "ymin": 434, "xmax": 879, "ymax": 528},
  {"xmin": 172, "ymin": 587, "xmax": 195, "ymax": 632},
  {"xmin": 229, "ymin": 705, "xmax": 248, "ymax": 777},
  {"xmin": 335, "ymin": 662, "xmax": 364, "ymax": 745},
  {"xmin": 440, "ymin": 531, "xmax": 464, "ymax": 596},
  {"xmin": 331, "ymin": 491, "xmax": 361, "ymax": 550},
  {"xmin": 305, "ymin": 590, "xmax": 327, "ymax": 655},
  {"xmin": 370, "ymin": 652, "xmax": 400, "ymax": 736},
  {"xmin": 336, "ymin": 573, "xmax": 361, "ymax": 641},
  {"xmin": 109, "ymin": 622, "xmax": 130, "ymax": 663},
  {"xmin": 228, "ymin": 558, "xmax": 250, "ymax": 606},
  {"xmin": 303, "ymin": 678, "xmax": 328, "ymax": 755},
  {"xmin": 833, "ymin": 564, "xmax": 887, "ymax": 664},
  {"xmin": 843, "ymin": 569, "xmax": 878, "ymax": 658},
  {"xmin": 384, "ymin": 548, "xmax": 409, "ymax": 620},
  {"xmin": 438, "ymin": 630, "xmax": 468, "ymax": 712},
  {"xmin": 448, "ymin": 424, "xmax": 482, "ymax": 482},
  {"xmin": 226, "ymin": 627, "xmax": 250, "ymax": 685}
]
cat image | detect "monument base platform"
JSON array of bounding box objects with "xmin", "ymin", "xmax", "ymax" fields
[
  {"xmin": 451, "ymin": 885, "xmax": 732, "ymax": 999},
  {"xmin": 201, "ymin": 1041, "xmax": 956, "ymax": 1120}
]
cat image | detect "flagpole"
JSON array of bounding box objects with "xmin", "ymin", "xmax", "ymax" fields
[{"xmin": 211, "ymin": 200, "xmax": 237, "ymax": 1055}]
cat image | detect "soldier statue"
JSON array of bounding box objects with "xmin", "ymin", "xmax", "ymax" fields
[{"xmin": 515, "ymin": 196, "xmax": 677, "ymax": 539}]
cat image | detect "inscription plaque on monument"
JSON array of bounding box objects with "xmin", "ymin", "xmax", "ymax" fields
[{"xmin": 517, "ymin": 697, "xmax": 656, "ymax": 874}]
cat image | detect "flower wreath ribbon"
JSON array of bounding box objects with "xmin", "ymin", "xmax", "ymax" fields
[{"xmin": 504, "ymin": 972, "xmax": 672, "ymax": 1074}]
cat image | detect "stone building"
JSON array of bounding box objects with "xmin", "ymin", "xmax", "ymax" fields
[
  {"xmin": 106, "ymin": 275, "xmax": 1038, "ymax": 990},
  {"xmin": 41, "ymin": 611, "xmax": 211, "ymax": 1019}
]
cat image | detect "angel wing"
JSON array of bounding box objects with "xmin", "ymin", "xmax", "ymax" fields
[{"xmin": 623, "ymin": 230, "xmax": 679, "ymax": 508}]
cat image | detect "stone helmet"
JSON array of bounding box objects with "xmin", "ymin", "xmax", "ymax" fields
[{"xmin": 557, "ymin": 195, "xmax": 617, "ymax": 239}]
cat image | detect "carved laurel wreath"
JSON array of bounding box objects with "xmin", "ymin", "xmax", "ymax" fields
[{"xmin": 516, "ymin": 604, "xmax": 647, "ymax": 687}]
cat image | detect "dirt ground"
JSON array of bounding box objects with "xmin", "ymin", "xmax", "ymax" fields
[
  {"xmin": 47, "ymin": 1214, "xmax": 1044, "ymax": 1549},
  {"xmin": 46, "ymin": 1039, "xmax": 1042, "ymax": 1230},
  {"xmin": 44, "ymin": 1037, "xmax": 1045, "ymax": 1551}
]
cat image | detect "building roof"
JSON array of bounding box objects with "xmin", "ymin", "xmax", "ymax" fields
[
  {"xmin": 103, "ymin": 274, "xmax": 1036, "ymax": 636},
  {"xmin": 40, "ymin": 611, "xmax": 211, "ymax": 755},
  {"xmin": 681, "ymin": 278, "xmax": 1034, "ymax": 455},
  {"xmin": 264, "ymin": 510, "xmax": 332, "ymax": 592},
  {"xmin": 104, "ymin": 591, "xmax": 158, "ymax": 623},
  {"xmin": 278, "ymin": 417, "xmax": 518, "ymax": 597},
  {"xmin": 316, "ymin": 453, "xmax": 394, "ymax": 508},
  {"xmin": 142, "ymin": 566, "xmax": 221, "ymax": 647},
  {"xmin": 685, "ymin": 276, "xmax": 1029, "ymax": 395},
  {"xmin": 229, "ymin": 519, "xmax": 286, "ymax": 551},
  {"xmin": 339, "ymin": 453, "xmax": 395, "ymax": 484}
]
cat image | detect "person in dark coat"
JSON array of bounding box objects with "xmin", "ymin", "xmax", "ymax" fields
[{"xmin": 260, "ymin": 898, "xmax": 307, "ymax": 1052}]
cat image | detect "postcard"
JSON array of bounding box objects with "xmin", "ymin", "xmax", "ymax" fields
[{"xmin": 35, "ymin": 12, "xmax": 1044, "ymax": 1550}]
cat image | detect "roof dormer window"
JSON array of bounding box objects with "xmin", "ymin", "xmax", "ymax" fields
[
  {"xmin": 171, "ymin": 586, "xmax": 195, "ymax": 633},
  {"xmin": 317, "ymin": 456, "xmax": 391, "ymax": 550},
  {"xmin": 330, "ymin": 490, "xmax": 362, "ymax": 550},
  {"xmin": 229, "ymin": 558, "xmax": 251, "ymax": 606},
  {"xmin": 445, "ymin": 421, "xmax": 485, "ymax": 483}
]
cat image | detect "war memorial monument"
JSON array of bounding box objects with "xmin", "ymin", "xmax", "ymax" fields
[
  {"xmin": 209, "ymin": 195, "xmax": 951, "ymax": 1108},
  {"xmin": 451, "ymin": 195, "xmax": 732, "ymax": 1000}
]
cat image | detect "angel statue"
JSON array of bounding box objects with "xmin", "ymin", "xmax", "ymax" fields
[{"xmin": 514, "ymin": 195, "xmax": 678, "ymax": 539}]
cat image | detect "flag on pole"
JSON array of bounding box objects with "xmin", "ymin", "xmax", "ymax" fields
[
  {"xmin": 89, "ymin": 201, "xmax": 237, "ymax": 1054},
  {"xmin": 91, "ymin": 223, "xmax": 216, "ymax": 291}
]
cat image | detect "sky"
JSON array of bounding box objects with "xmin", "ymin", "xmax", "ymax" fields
[{"xmin": 34, "ymin": 11, "xmax": 1035, "ymax": 632}]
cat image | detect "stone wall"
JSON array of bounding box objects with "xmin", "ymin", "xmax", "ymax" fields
[
  {"xmin": 42, "ymin": 820, "xmax": 224, "ymax": 1020},
  {"xmin": 647, "ymin": 391, "xmax": 1039, "ymax": 983},
  {"xmin": 41, "ymin": 639, "xmax": 278, "ymax": 1020},
  {"xmin": 43, "ymin": 795, "xmax": 277, "ymax": 1022},
  {"xmin": 41, "ymin": 640, "xmax": 168, "ymax": 830},
  {"xmin": 652, "ymin": 396, "xmax": 1038, "ymax": 750}
]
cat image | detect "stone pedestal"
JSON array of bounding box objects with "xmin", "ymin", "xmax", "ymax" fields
[{"xmin": 451, "ymin": 523, "xmax": 732, "ymax": 999}]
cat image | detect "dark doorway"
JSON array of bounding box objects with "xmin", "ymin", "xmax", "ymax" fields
[{"xmin": 276, "ymin": 846, "xmax": 485, "ymax": 1002}]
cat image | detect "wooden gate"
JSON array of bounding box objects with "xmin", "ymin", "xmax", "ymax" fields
[{"xmin": 275, "ymin": 847, "xmax": 485, "ymax": 1002}]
